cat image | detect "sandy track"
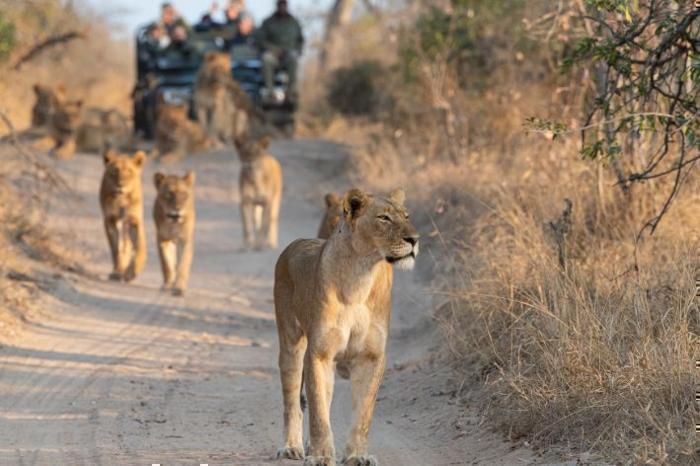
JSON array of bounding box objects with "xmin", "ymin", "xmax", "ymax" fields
[{"xmin": 0, "ymin": 140, "xmax": 545, "ymax": 465}]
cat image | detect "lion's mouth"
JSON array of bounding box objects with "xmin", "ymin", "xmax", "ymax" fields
[
  {"xmin": 386, "ymin": 251, "xmax": 415, "ymax": 264},
  {"xmin": 167, "ymin": 213, "xmax": 183, "ymax": 222}
]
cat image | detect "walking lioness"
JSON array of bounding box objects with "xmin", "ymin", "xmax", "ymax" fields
[
  {"xmin": 234, "ymin": 134, "xmax": 282, "ymax": 250},
  {"xmin": 153, "ymin": 171, "xmax": 196, "ymax": 296},
  {"xmin": 274, "ymin": 188, "xmax": 419, "ymax": 465},
  {"xmin": 99, "ymin": 149, "xmax": 147, "ymax": 282}
]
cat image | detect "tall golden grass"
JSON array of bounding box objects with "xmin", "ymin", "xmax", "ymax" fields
[{"xmin": 302, "ymin": 1, "xmax": 699, "ymax": 462}]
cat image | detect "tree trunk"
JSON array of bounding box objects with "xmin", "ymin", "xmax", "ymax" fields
[{"xmin": 319, "ymin": 0, "xmax": 354, "ymax": 72}]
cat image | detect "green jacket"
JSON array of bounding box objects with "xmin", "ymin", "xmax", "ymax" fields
[{"xmin": 257, "ymin": 13, "xmax": 304, "ymax": 54}]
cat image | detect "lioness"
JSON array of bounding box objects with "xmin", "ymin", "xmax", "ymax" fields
[
  {"xmin": 155, "ymin": 102, "xmax": 212, "ymax": 163},
  {"xmin": 99, "ymin": 149, "xmax": 147, "ymax": 282},
  {"xmin": 31, "ymin": 83, "xmax": 66, "ymax": 128},
  {"xmin": 274, "ymin": 188, "xmax": 419, "ymax": 465},
  {"xmin": 317, "ymin": 193, "xmax": 343, "ymax": 239},
  {"xmin": 194, "ymin": 51, "xmax": 235, "ymax": 144},
  {"xmin": 234, "ymin": 134, "xmax": 283, "ymax": 250},
  {"xmin": 194, "ymin": 51, "xmax": 265, "ymax": 143},
  {"xmin": 153, "ymin": 171, "xmax": 196, "ymax": 297},
  {"xmin": 49, "ymin": 98, "xmax": 83, "ymax": 159},
  {"xmin": 76, "ymin": 108, "xmax": 132, "ymax": 153}
]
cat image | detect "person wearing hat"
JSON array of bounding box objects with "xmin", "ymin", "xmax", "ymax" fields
[{"xmin": 257, "ymin": 0, "xmax": 304, "ymax": 102}]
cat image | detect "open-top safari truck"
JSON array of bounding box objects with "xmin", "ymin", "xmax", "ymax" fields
[{"xmin": 132, "ymin": 26, "xmax": 296, "ymax": 140}]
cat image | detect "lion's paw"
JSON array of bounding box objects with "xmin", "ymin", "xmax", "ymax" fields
[
  {"xmin": 172, "ymin": 287, "xmax": 185, "ymax": 297},
  {"xmin": 342, "ymin": 455, "xmax": 378, "ymax": 466},
  {"xmin": 108, "ymin": 272, "xmax": 123, "ymax": 282},
  {"xmin": 277, "ymin": 446, "xmax": 304, "ymax": 460},
  {"xmin": 303, "ymin": 456, "xmax": 335, "ymax": 466}
]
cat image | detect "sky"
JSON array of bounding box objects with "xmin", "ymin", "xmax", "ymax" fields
[{"xmin": 87, "ymin": 0, "xmax": 332, "ymax": 36}]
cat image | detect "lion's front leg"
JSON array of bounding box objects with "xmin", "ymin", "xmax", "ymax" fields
[
  {"xmin": 304, "ymin": 347, "xmax": 337, "ymax": 465},
  {"xmin": 158, "ymin": 239, "xmax": 177, "ymax": 291},
  {"xmin": 342, "ymin": 352, "xmax": 385, "ymax": 466},
  {"xmin": 104, "ymin": 217, "xmax": 121, "ymax": 281},
  {"xmin": 173, "ymin": 238, "xmax": 193, "ymax": 296}
]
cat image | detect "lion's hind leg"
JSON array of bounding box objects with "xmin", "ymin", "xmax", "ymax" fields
[{"xmin": 276, "ymin": 318, "xmax": 307, "ymax": 460}]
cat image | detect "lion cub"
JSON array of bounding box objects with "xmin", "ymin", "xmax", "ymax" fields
[
  {"xmin": 99, "ymin": 149, "xmax": 147, "ymax": 282},
  {"xmin": 155, "ymin": 102, "xmax": 212, "ymax": 163},
  {"xmin": 76, "ymin": 107, "xmax": 132, "ymax": 153},
  {"xmin": 317, "ymin": 192, "xmax": 343, "ymax": 239},
  {"xmin": 31, "ymin": 83, "xmax": 66, "ymax": 128},
  {"xmin": 48, "ymin": 98, "xmax": 84, "ymax": 159},
  {"xmin": 234, "ymin": 135, "xmax": 283, "ymax": 250},
  {"xmin": 274, "ymin": 188, "xmax": 419, "ymax": 465},
  {"xmin": 153, "ymin": 171, "xmax": 196, "ymax": 296}
]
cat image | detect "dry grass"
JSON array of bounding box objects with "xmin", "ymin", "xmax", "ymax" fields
[
  {"xmin": 0, "ymin": 0, "xmax": 133, "ymax": 133},
  {"xmin": 300, "ymin": 3, "xmax": 700, "ymax": 462}
]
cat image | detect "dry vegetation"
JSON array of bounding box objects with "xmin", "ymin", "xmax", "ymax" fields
[
  {"xmin": 303, "ymin": 0, "xmax": 699, "ymax": 463},
  {"xmin": 0, "ymin": 0, "xmax": 132, "ymax": 132},
  {"xmin": 0, "ymin": 0, "xmax": 127, "ymax": 335}
]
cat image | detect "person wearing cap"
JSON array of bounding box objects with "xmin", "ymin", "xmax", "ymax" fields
[{"xmin": 257, "ymin": 0, "xmax": 304, "ymax": 102}]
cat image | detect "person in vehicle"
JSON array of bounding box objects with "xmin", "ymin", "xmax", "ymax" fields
[
  {"xmin": 159, "ymin": 2, "xmax": 189, "ymax": 38},
  {"xmin": 196, "ymin": 1, "xmax": 246, "ymax": 31},
  {"xmin": 231, "ymin": 13, "xmax": 255, "ymax": 47},
  {"xmin": 161, "ymin": 24, "xmax": 199, "ymax": 61},
  {"xmin": 258, "ymin": 0, "xmax": 304, "ymax": 102}
]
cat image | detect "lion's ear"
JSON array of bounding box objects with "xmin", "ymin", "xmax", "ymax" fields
[
  {"xmin": 325, "ymin": 192, "xmax": 340, "ymax": 207},
  {"xmin": 133, "ymin": 150, "xmax": 146, "ymax": 167},
  {"xmin": 103, "ymin": 148, "xmax": 117, "ymax": 165},
  {"xmin": 33, "ymin": 84, "xmax": 41, "ymax": 95},
  {"xmin": 258, "ymin": 135, "xmax": 271, "ymax": 150},
  {"xmin": 343, "ymin": 188, "xmax": 370, "ymax": 221},
  {"xmin": 389, "ymin": 188, "xmax": 406, "ymax": 206},
  {"xmin": 184, "ymin": 171, "xmax": 196, "ymax": 186},
  {"xmin": 154, "ymin": 172, "xmax": 165, "ymax": 188}
]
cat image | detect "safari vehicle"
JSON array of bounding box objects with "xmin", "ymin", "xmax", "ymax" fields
[{"xmin": 132, "ymin": 26, "xmax": 296, "ymax": 139}]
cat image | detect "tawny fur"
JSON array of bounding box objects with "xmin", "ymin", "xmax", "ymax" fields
[
  {"xmin": 153, "ymin": 171, "xmax": 196, "ymax": 297},
  {"xmin": 31, "ymin": 83, "xmax": 66, "ymax": 128},
  {"xmin": 194, "ymin": 51, "xmax": 266, "ymax": 144},
  {"xmin": 274, "ymin": 188, "xmax": 420, "ymax": 465},
  {"xmin": 155, "ymin": 103, "xmax": 212, "ymax": 163},
  {"xmin": 99, "ymin": 149, "xmax": 147, "ymax": 282},
  {"xmin": 234, "ymin": 135, "xmax": 283, "ymax": 250},
  {"xmin": 317, "ymin": 192, "xmax": 343, "ymax": 239},
  {"xmin": 76, "ymin": 107, "xmax": 132, "ymax": 153}
]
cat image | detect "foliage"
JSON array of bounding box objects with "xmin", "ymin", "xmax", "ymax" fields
[
  {"xmin": 561, "ymin": 0, "xmax": 699, "ymax": 233},
  {"xmin": 327, "ymin": 60, "xmax": 388, "ymax": 117},
  {"xmin": 0, "ymin": 12, "xmax": 16, "ymax": 62}
]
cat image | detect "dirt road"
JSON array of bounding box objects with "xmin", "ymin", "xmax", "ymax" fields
[{"xmin": 0, "ymin": 141, "xmax": 545, "ymax": 465}]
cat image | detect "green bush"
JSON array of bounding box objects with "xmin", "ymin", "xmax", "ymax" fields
[
  {"xmin": 0, "ymin": 12, "xmax": 16, "ymax": 62},
  {"xmin": 327, "ymin": 60, "xmax": 388, "ymax": 117}
]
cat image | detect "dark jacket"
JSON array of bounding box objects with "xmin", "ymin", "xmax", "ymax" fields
[{"xmin": 257, "ymin": 13, "xmax": 304, "ymax": 54}]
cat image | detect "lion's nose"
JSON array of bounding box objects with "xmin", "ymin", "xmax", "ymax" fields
[{"xmin": 404, "ymin": 234, "xmax": 419, "ymax": 246}]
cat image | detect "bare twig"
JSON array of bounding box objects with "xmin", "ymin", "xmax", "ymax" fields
[{"xmin": 12, "ymin": 30, "xmax": 86, "ymax": 71}]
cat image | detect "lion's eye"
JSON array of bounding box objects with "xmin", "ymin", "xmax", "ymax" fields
[{"xmin": 378, "ymin": 215, "xmax": 392, "ymax": 222}]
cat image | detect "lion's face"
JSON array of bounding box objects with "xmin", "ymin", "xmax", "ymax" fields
[
  {"xmin": 154, "ymin": 171, "xmax": 195, "ymax": 223},
  {"xmin": 33, "ymin": 84, "xmax": 65, "ymax": 111},
  {"xmin": 53, "ymin": 99, "xmax": 83, "ymax": 133},
  {"xmin": 103, "ymin": 150, "xmax": 146, "ymax": 194},
  {"xmin": 234, "ymin": 135, "xmax": 271, "ymax": 164},
  {"xmin": 343, "ymin": 188, "xmax": 420, "ymax": 270},
  {"xmin": 203, "ymin": 51, "xmax": 231, "ymax": 73}
]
